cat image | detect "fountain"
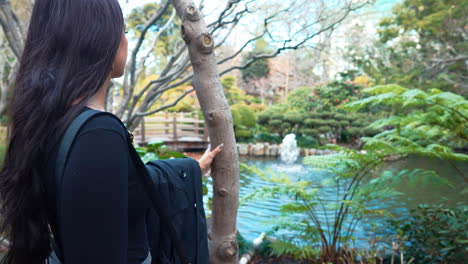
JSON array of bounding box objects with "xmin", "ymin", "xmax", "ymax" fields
[{"xmin": 279, "ymin": 133, "xmax": 300, "ymax": 164}]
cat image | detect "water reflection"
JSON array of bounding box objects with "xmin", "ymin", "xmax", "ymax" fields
[{"xmin": 207, "ymin": 155, "xmax": 467, "ymax": 246}]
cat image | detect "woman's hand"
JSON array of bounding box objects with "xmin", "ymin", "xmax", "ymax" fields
[{"xmin": 198, "ymin": 143, "xmax": 224, "ymax": 176}]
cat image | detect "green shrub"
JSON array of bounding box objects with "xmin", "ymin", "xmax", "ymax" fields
[
  {"xmin": 351, "ymin": 119, "xmax": 365, "ymax": 126},
  {"xmin": 235, "ymin": 128, "xmax": 253, "ymax": 138},
  {"xmin": 304, "ymin": 118, "xmax": 323, "ymax": 126},
  {"xmin": 324, "ymin": 119, "xmax": 339, "ymax": 127},
  {"xmin": 271, "ymin": 113, "xmax": 283, "ymax": 121},
  {"xmin": 307, "ymin": 112, "xmax": 321, "ymax": 119},
  {"xmin": 346, "ymin": 127, "xmax": 361, "ymax": 136},
  {"xmin": 254, "ymin": 132, "xmax": 282, "ymax": 144},
  {"xmin": 318, "ymin": 112, "xmax": 334, "ymax": 118},
  {"xmin": 231, "ymin": 103, "xmax": 256, "ymax": 127},
  {"xmin": 296, "ymin": 135, "xmax": 318, "ymax": 148},
  {"xmin": 338, "ymin": 120, "xmax": 349, "ymax": 126},
  {"xmin": 364, "ymin": 127, "xmax": 380, "ymax": 136},
  {"xmin": 231, "ymin": 107, "xmax": 241, "ymax": 126},
  {"xmin": 334, "ymin": 113, "xmax": 347, "ymax": 120},
  {"xmin": 280, "ymin": 122, "xmax": 291, "ymax": 130},
  {"xmin": 388, "ymin": 202, "xmax": 468, "ymax": 264},
  {"xmin": 231, "ymin": 103, "xmax": 256, "ymax": 140},
  {"xmin": 283, "ymin": 111, "xmax": 304, "ymax": 124},
  {"xmin": 256, "ymin": 112, "xmax": 270, "ymax": 125},
  {"xmin": 268, "ymin": 119, "xmax": 282, "ymax": 127},
  {"xmin": 318, "ymin": 126, "xmax": 330, "ymax": 133},
  {"xmin": 286, "ymin": 87, "xmax": 316, "ymax": 111}
]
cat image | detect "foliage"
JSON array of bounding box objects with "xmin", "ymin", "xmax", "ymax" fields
[
  {"xmin": 254, "ymin": 131, "xmax": 282, "ymax": 144},
  {"xmin": 295, "ymin": 134, "xmax": 319, "ymax": 148},
  {"xmin": 231, "ymin": 103, "xmax": 256, "ymax": 141},
  {"xmin": 134, "ymin": 75, "xmax": 197, "ymax": 113},
  {"xmin": 257, "ymin": 79, "xmax": 374, "ymax": 144},
  {"xmin": 345, "ymin": 84, "xmax": 468, "ymax": 149},
  {"xmin": 256, "ymin": 103, "xmax": 290, "ymax": 137},
  {"xmin": 221, "ymin": 75, "xmax": 255, "ymax": 105},
  {"xmin": 248, "ymin": 103, "xmax": 267, "ymax": 113},
  {"xmin": 286, "ymin": 80, "xmax": 364, "ymax": 112},
  {"xmin": 241, "ymin": 38, "xmax": 271, "ymax": 81},
  {"xmin": 350, "ymin": 0, "xmax": 467, "ymax": 94},
  {"xmin": 387, "ymin": 202, "xmax": 468, "ymax": 263},
  {"xmin": 257, "ymin": 108, "xmax": 377, "ymax": 144},
  {"xmin": 286, "ymin": 87, "xmax": 317, "ymax": 112},
  {"xmin": 126, "ymin": 3, "xmax": 180, "ymax": 72},
  {"xmin": 242, "ymin": 149, "xmax": 454, "ymax": 262},
  {"xmin": 164, "ymin": 86, "xmax": 197, "ymax": 112},
  {"xmin": 135, "ymin": 140, "xmax": 187, "ymax": 163},
  {"xmin": 312, "ymin": 80, "xmax": 364, "ymax": 111},
  {"xmin": 243, "ymin": 84, "xmax": 467, "ymax": 261}
]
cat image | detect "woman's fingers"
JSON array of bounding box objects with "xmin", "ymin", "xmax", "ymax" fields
[
  {"xmin": 209, "ymin": 143, "xmax": 224, "ymax": 158},
  {"xmin": 199, "ymin": 143, "xmax": 224, "ymax": 176},
  {"xmin": 204, "ymin": 144, "xmax": 211, "ymax": 154}
]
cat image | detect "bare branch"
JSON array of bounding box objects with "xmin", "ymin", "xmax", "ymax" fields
[
  {"xmin": 0, "ymin": 0, "xmax": 24, "ymax": 58},
  {"xmin": 135, "ymin": 88, "xmax": 194, "ymax": 116},
  {"xmin": 129, "ymin": 44, "xmax": 189, "ymax": 112},
  {"xmin": 116, "ymin": 0, "xmax": 171, "ymax": 118},
  {"xmin": 135, "ymin": 8, "xmax": 177, "ymax": 82},
  {"xmin": 219, "ymin": 1, "xmax": 372, "ymax": 76}
]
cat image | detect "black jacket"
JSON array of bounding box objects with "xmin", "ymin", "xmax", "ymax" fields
[{"xmin": 145, "ymin": 158, "xmax": 209, "ymax": 264}]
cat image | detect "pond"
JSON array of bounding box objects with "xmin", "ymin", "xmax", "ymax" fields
[{"xmin": 204, "ymin": 155, "xmax": 467, "ymax": 246}]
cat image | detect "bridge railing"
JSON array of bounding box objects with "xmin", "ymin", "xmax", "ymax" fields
[{"xmin": 132, "ymin": 112, "xmax": 208, "ymax": 144}]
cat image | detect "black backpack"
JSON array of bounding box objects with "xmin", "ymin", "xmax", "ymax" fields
[{"xmin": 49, "ymin": 109, "xmax": 208, "ymax": 264}]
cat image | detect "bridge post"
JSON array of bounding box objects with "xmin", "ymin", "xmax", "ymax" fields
[
  {"xmin": 140, "ymin": 116, "xmax": 145, "ymax": 144},
  {"xmin": 172, "ymin": 113, "xmax": 178, "ymax": 141},
  {"xmin": 194, "ymin": 112, "xmax": 199, "ymax": 135},
  {"xmin": 165, "ymin": 112, "xmax": 169, "ymax": 135}
]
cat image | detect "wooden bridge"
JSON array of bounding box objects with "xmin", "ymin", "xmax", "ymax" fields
[{"xmin": 132, "ymin": 112, "xmax": 209, "ymax": 151}]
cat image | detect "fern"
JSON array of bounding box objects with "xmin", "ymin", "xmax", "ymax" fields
[{"xmin": 242, "ymin": 85, "xmax": 466, "ymax": 262}]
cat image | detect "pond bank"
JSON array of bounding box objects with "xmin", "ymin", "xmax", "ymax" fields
[{"xmin": 236, "ymin": 142, "xmax": 335, "ymax": 157}]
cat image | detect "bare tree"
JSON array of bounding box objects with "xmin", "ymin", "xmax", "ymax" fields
[
  {"xmin": 112, "ymin": 0, "xmax": 373, "ymax": 131},
  {"xmin": 170, "ymin": 1, "xmax": 239, "ymax": 262}
]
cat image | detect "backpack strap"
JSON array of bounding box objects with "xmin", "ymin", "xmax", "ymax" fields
[{"xmin": 54, "ymin": 109, "xmax": 190, "ymax": 264}]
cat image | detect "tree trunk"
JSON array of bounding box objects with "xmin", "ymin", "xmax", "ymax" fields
[{"xmin": 171, "ymin": 1, "xmax": 239, "ymax": 263}]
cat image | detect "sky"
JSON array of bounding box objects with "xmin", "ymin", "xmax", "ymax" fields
[
  {"xmin": 115, "ymin": 0, "xmax": 401, "ymax": 82},
  {"xmin": 117, "ymin": 0, "xmax": 400, "ymax": 48}
]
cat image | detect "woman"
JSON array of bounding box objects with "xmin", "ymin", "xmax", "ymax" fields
[{"xmin": 0, "ymin": 0, "xmax": 222, "ymax": 263}]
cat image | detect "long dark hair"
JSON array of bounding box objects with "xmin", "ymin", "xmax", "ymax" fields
[{"xmin": 0, "ymin": 0, "xmax": 124, "ymax": 263}]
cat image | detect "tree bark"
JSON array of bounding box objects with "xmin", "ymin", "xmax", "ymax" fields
[{"xmin": 171, "ymin": 1, "xmax": 239, "ymax": 263}]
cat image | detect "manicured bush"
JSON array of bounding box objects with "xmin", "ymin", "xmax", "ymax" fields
[
  {"xmin": 388, "ymin": 203, "xmax": 468, "ymax": 264},
  {"xmin": 231, "ymin": 103, "xmax": 256, "ymax": 140},
  {"xmin": 296, "ymin": 135, "xmax": 318, "ymax": 148},
  {"xmin": 283, "ymin": 111, "xmax": 304, "ymax": 124},
  {"xmin": 235, "ymin": 128, "xmax": 253, "ymax": 138},
  {"xmin": 318, "ymin": 126, "xmax": 331, "ymax": 133},
  {"xmin": 338, "ymin": 120, "xmax": 349, "ymax": 126},
  {"xmin": 254, "ymin": 132, "xmax": 282, "ymax": 144}
]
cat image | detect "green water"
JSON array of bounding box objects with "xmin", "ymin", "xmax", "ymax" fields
[{"xmin": 229, "ymin": 155, "xmax": 467, "ymax": 244}]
